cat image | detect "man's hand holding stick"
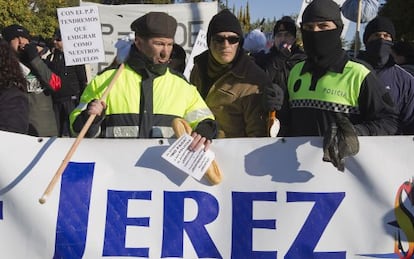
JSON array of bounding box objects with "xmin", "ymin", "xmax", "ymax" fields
[{"xmin": 38, "ymin": 64, "xmax": 125, "ymax": 204}]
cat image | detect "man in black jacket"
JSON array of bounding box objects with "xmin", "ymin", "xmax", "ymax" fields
[
  {"xmin": 358, "ymin": 16, "xmax": 414, "ymax": 135},
  {"xmin": 46, "ymin": 29, "xmax": 88, "ymax": 137},
  {"xmin": 255, "ymin": 16, "xmax": 306, "ymax": 136}
]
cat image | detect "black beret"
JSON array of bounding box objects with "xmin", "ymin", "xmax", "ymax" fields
[
  {"xmin": 273, "ymin": 16, "xmax": 297, "ymax": 37},
  {"xmin": 207, "ymin": 9, "xmax": 243, "ymax": 45},
  {"xmin": 130, "ymin": 12, "xmax": 177, "ymax": 39},
  {"xmin": 1, "ymin": 24, "xmax": 31, "ymax": 42},
  {"xmin": 302, "ymin": 0, "xmax": 343, "ymax": 27},
  {"xmin": 363, "ymin": 16, "xmax": 396, "ymax": 44}
]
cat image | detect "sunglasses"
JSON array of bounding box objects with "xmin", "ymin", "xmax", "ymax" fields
[{"xmin": 212, "ymin": 35, "xmax": 240, "ymax": 44}]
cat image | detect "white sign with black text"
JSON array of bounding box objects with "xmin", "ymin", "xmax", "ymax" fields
[{"xmin": 57, "ymin": 6, "xmax": 105, "ymax": 66}]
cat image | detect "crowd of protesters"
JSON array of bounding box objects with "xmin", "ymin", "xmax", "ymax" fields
[{"xmin": 1, "ymin": 0, "xmax": 414, "ymax": 148}]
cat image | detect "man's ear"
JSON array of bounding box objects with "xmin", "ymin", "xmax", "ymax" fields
[{"xmin": 134, "ymin": 36, "xmax": 143, "ymax": 49}]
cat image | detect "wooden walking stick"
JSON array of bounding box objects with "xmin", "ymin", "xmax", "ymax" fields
[{"xmin": 39, "ymin": 64, "xmax": 125, "ymax": 204}]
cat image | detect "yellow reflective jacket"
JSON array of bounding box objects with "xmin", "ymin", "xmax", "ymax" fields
[{"xmin": 70, "ymin": 64, "xmax": 214, "ymax": 138}]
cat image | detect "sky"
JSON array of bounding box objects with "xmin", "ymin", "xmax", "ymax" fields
[
  {"xmin": 225, "ymin": 0, "xmax": 384, "ymax": 47},
  {"xmin": 225, "ymin": 0, "xmax": 358, "ymax": 44},
  {"xmin": 226, "ymin": 0, "xmax": 303, "ymax": 23}
]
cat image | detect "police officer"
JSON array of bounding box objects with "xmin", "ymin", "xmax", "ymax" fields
[
  {"xmin": 284, "ymin": 0, "xmax": 399, "ymax": 170},
  {"xmin": 47, "ymin": 29, "xmax": 88, "ymax": 137},
  {"xmin": 285, "ymin": 0, "xmax": 398, "ymax": 137}
]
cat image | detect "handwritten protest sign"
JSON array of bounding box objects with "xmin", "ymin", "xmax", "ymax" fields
[{"xmin": 57, "ymin": 6, "xmax": 105, "ymax": 66}]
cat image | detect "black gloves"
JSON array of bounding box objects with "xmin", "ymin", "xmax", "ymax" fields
[
  {"xmin": 21, "ymin": 43, "xmax": 39, "ymax": 62},
  {"xmin": 323, "ymin": 113, "xmax": 359, "ymax": 172},
  {"xmin": 263, "ymin": 83, "xmax": 284, "ymax": 111},
  {"xmin": 194, "ymin": 119, "xmax": 218, "ymax": 141}
]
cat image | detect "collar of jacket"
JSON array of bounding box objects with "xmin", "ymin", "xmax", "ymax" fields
[
  {"xmin": 269, "ymin": 46, "xmax": 292, "ymax": 59},
  {"xmin": 196, "ymin": 48, "xmax": 252, "ymax": 77},
  {"xmin": 126, "ymin": 45, "xmax": 168, "ymax": 78},
  {"xmin": 300, "ymin": 49, "xmax": 348, "ymax": 76}
]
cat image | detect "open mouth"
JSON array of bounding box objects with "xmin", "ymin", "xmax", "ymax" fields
[{"xmin": 157, "ymin": 58, "xmax": 169, "ymax": 64}]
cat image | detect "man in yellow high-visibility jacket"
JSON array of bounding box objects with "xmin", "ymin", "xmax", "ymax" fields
[{"xmin": 70, "ymin": 12, "xmax": 217, "ymax": 150}]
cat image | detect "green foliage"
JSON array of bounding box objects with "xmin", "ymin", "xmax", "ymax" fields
[
  {"xmin": 0, "ymin": 0, "xmax": 73, "ymax": 40},
  {"xmin": 0, "ymin": 0, "xmax": 35, "ymax": 32},
  {"xmin": 379, "ymin": 0, "xmax": 414, "ymax": 41}
]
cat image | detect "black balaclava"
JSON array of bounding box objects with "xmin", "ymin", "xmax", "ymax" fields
[
  {"xmin": 363, "ymin": 16, "xmax": 396, "ymax": 69},
  {"xmin": 301, "ymin": 0, "xmax": 344, "ymax": 71},
  {"xmin": 365, "ymin": 39, "xmax": 393, "ymax": 68}
]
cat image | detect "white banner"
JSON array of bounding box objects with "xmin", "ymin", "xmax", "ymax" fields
[
  {"xmin": 0, "ymin": 130, "xmax": 413, "ymax": 258},
  {"xmin": 80, "ymin": 2, "xmax": 218, "ymax": 78}
]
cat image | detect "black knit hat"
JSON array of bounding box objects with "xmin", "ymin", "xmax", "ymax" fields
[
  {"xmin": 302, "ymin": 0, "xmax": 343, "ymax": 27},
  {"xmin": 207, "ymin": 9, "xmax": 243, "ymax": 45},
  {"xmin": 1, "ymin": 24, "xmax": 31, "ymax": 42},
  {"xmin": 363, "ymin": 16, "xmax": 395, "ymax": 44},
  {"xmin": 131, "ymin": 12, "xmax": 177, "ymax": 39},
  {"xmin": 273, "ymin": 16, "xmax": 297, "ymax": 37}
]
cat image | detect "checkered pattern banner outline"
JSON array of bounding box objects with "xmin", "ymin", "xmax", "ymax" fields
[{"xmin": 291, "ymin": 99, "xmax": 360, "ymax": 114}]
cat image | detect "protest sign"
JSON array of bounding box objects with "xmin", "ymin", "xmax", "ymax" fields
[{"xmin": 57, "ymin": 6, "xmax": 105, "ymax": 66}]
